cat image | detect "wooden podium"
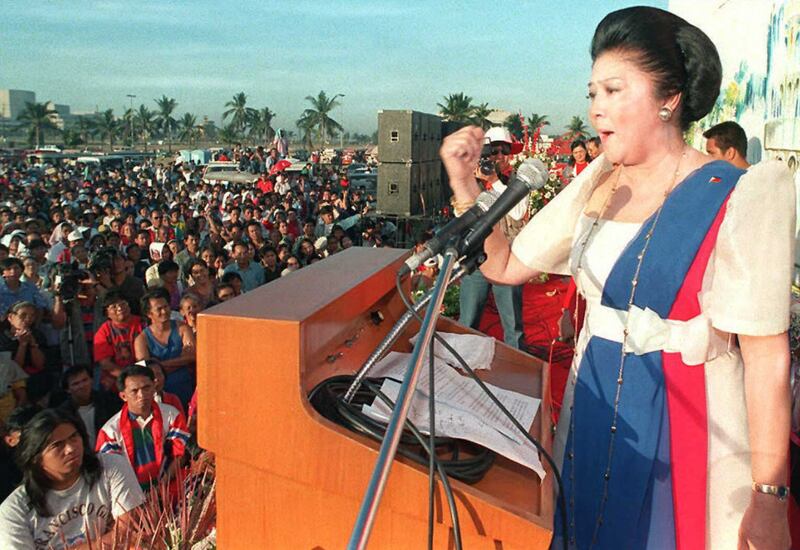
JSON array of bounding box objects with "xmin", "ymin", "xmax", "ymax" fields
[{"xmin": 198, "ymin": 247, "xmax": 553, "ymax": 549}]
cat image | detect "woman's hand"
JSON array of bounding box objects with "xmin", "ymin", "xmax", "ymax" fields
[
  {"xmin": 737, "ymin": 493, "xmax": 790, "ymax": 549},
  {"xmin": 440, "ymin": 126, "xmax": 485, "ymax": 193}
]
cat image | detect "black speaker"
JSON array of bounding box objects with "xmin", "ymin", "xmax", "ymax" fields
[
  {"xmin": 377, "ymin": 160, "xmax": 442, "ymax": 217},
  {"xmin": 378, "ymin": 110, "xmax": 442, "ymax": 163}
]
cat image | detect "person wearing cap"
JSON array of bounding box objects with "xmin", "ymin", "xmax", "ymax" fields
[
  {"xmin": 55, "ymin": 230, "xmax": 85, "ymax": 264},
  {"xmin": 457, "ymin": 127, "xmax": 527, "ymax": 350}
]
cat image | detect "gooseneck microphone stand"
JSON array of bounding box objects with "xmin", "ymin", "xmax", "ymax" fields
[{"xmin": 347, "ymin": 243, "xmax": 462, "ymax": 550}]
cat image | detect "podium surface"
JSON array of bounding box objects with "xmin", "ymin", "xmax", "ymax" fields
[{"xmin": 198, "ymin": 247, "xmax": 553, "ymax": 549}]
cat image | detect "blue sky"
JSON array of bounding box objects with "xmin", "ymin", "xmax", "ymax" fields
[{"xmin": 2, "ymin": 0, "xmax": 666, "ymax": 136}]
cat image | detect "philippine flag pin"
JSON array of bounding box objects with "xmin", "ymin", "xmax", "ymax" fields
[{"xmin": 709, "ymin": 176, "xmax": 722, "ymax": 184}]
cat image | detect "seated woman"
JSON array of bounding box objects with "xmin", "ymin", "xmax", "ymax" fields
[
  {"xmin": 0, "ymin": 408, "xmax": 144, "ymax": 550},
  {"xmin": 134, "ymin": 289, "xmax": 195, "ymax": 408},
  {"xmin": 0, "ymin": 302, "xmax": 48, "ymax": 403},
  {"xmin": 183, "ymin": 259, "xmax": 215, "ymax": 309}
]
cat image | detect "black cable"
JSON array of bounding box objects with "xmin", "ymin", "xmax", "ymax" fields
[
  {"xmin": 395, "ymin": 268, "xmax": 569, "ymax": 550},
  {"xmin": 309, "ymin": 376, "xmax": 474, "ymax": 549}
]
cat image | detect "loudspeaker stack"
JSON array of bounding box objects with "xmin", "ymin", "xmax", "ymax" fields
[{"xmin": 377, "ymin": 110, "xmax": 443, "ymax": 217}]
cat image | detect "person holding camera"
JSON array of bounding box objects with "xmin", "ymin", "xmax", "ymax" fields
[
  {"xmin": 455, "ymin": 127, "xmax": 527, "ymax": 350},
  {"xmin": 89, "ymin": 248, "xmax": 145, "ymax": 317}
]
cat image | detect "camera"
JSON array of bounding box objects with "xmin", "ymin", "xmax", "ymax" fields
[
  {"xmin": 478, "ymin": 144, "xmax": 496, "ymax": 176},
  {"xmin": 54, "ymin": 262, "xmax": 88, "ymax": 301}
]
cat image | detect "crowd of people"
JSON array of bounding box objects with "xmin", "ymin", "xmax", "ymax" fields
[{"xmin": 0, "ymin": 144, "xmax": 399, "ymax": 547}]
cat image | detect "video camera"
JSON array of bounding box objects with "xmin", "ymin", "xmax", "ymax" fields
[{"xmin": 53, "ymin": 262, "xmax": 89, "ymax": 302}]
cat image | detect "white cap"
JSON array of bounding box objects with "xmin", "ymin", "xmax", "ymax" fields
[
  {"xmin": 484, "ymin": 126, "xmax": 513, "ymax": 144},
  {"xmin": 67, "ymin": 230, "xmax": 84, "ymax": 242}
]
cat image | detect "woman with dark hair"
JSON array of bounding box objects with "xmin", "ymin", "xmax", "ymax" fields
[
  {"xmin": 564, "ymin": 139, "xmax": 590, "ymax": 181},
  {"xmin": 0, "ymin": 408, "xmax": 144, "ymax": 549},
  {"xmin": 441, "ymin": 6, "xmax": 792, "ymax": 548},
  {"xmin": 184, "ymin": 258, "xmax": 216, "ymax": 308}
]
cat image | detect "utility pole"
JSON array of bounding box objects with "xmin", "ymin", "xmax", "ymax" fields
[
  {"xmin": 126, "ymin": 94, "xmax": 136, "ymax": 148},
  {"xmin": 338, "ymin": 94, "xmax": 345, "ymax": 150}
]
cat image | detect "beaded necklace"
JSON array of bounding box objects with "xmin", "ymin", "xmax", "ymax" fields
[{"xmin": 567, "ymin": 148, "xmax": 688, "ymax": 548}]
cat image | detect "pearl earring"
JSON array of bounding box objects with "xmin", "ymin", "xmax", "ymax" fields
[{"xmin": 658, "ymin": 107, "xmax": 673, "ymax": 122}]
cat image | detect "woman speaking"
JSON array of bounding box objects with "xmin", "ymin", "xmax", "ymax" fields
[{"xmin": 441, "ymin": 7, "xmax": 793, "ymax": 549}]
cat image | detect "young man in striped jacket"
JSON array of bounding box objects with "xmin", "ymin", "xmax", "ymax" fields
[{"xmin": 95, "ymin": 364, "xmax": 189, "ymax": 489}]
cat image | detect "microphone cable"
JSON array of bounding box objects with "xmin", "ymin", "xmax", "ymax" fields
[
  {"xmin": 308, "ymin": 374, "xmax": 500, "ymax": 550},
  {"xmin": 394, "ymin": 270, "xmax": 569, "ymax": 550}
]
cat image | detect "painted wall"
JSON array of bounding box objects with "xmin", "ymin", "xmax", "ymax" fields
[{"xmin": 671, "ymin": 0, "xmax": 800, "ymax": 170}]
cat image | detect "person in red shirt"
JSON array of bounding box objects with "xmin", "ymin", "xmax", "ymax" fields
[
  {"xmin": 565, "ymin": 139, "xmax": 590, "ymax": 181},
  {"xmin": 257, "ymin": 174, "xmax": 275, "ymax": 195},
  {"xmin": 93, "ymin": 291, "xmax": 144, "ymax": 391}
]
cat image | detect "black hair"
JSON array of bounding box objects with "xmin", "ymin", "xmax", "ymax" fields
[
  {"xmin": 186, "ymin": 257, "xmax": 209, "ymax": 276},
  {"xmin": 16, "ymin": 408, "xmax": 102, "ymax": 516},
  {"xmin": 157, "ymin": 259, "xmax": 179, "ymax": 277},
  {"xmin": 216, "ymin": 283, "xmax": 235, "ymax": 298},
  {"xmin": 102, "ymin": 289, "xmax": 129, "ymax": 312},
  {"xmin": 220, "ymin": 271, "xmax": 243, "ymax": 285},
  {"xmin": 590, "ymin": 6, "xmax": 722, "ymax": 130},
  {"xmin": 569, "ymin": 139, "xmax": 588, "ymax": 165},
  {"xmin": 5, "ymin": 404, "xmax": 42, "ymax": 434},
  {"xmin": 140, "ymin": 287, "xmax": 170, "ymax": 317},
  {"xmin": 61, "ymin": 364, "xmax": 92, "ymax": 390},
  {"xmin": 0, "ymin": 257, "xmax": 24, "ymax": 270},
  {"xmin": 117, "ymin": 363, "xmax": 155, "ymax": 392},
  {"xmin": 588, "ymin": 136, "xmax": 602, "ymax": 148},
  {"xmin": 703, "ymin": 121, "xmax": 747, "ymax": 158},
  {"xmin": 183, "ymin": 230, "xmax": 199, "ymax": 242}
]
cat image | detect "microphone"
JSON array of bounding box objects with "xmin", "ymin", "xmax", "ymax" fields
[
  {"xmin": 458, "ymin": 159, "xmax": 548, "ymax": 255},
  {"xmin": 400, "ymin": 190, "xmax": 498, "ymax": 275}
]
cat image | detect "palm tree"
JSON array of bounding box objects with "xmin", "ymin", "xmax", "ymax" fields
[
  {"xmin": 296, "ymin": 112, "xmax": 316, "ymax": 150},
  {"xmin": 217, "ymin": 123, "xmax": 239, "ymax": 147},
  {"xmin": 122, "ymin": 108, "xmax": 135, "ymax": 148},
  {"xmin": 437, "ymin": 93, "xmax": 474, "ymax": 123},
  {"xmin": 177, "ymin": 113, "xmax": 200, "ymax": 146},
  {"xmin": 17, "ymin": 102, "xmax": 59, "ymax": 147},
  {"xmin": 154, "ymin": 95, "xmax": 178, "ymax": 151},
  {"xmin": 471, "ymin": 103, "xmax": 493, "ymax": 130},
  {"xmin": 565, "ymin": 116, "xmax": 590, "ymax": 139},
  {"xmin": 504, "ymin": 114, "xmax": 525, "ymax": 140},
  {"xmin": 527, "ymin": 113, "xmax": 549, "ymax": 131},
  {"xmin": 75, "ymin": 116, "xmax": 94, "ymax": 147},
  {"xmin": 135, "ymin": 105, "xmax": 156, "ymax": 152},
  {"xmin": 248, "ymin": 106, "xmax": 276, "ymax": 144},
  {"xmin": 92, "ymin": 109, "xmax": 120, "ymax": 150},
  {"xmin": 223, "ymin": 92, "xmax": 255, "ymax": 136},
  {"xmin": 61, "ymin": 128, "xmax": 84, "ymax": 148},
  {"xmin": 300, "ymin": 91, "xmax": 343, "ymax": 146}
]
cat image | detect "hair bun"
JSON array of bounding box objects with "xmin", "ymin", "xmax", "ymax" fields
[{"xmin": 675, "ymin": 25, "xmax": 722, "ymax": 127}]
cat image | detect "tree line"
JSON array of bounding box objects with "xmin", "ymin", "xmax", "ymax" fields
[
  {"xmin": 436, "ymin": 92, "xmax": 591, "ymax": 140},
  {"xmin": 10, "ymin": 90, "xmax": 592, "ymax": 151}
]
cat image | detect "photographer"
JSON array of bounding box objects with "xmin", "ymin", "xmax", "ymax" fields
[
  {"xmin": 52, "ymin": 263, "xmax": 98, "ymax": 369},
  {"xmin": 89, "ymin": 248, "xmax": 145, "ymax": 317},
  {"xmin": 456, "ymin": 127, "xmax": 527, "ymax": 350}
]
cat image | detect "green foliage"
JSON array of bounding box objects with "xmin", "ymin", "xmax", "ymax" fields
[
  {"xmin": 17, "ymin": 101, "xmax": 59, "ymax": 147},
  {"xmin": 437, "ymin": 93, "xmax": 475, "ymax": 123},
  {"xmin": 565, "ymin": 116, "xmax": 589, "ymax": 139},
  {"xmin": 300, "ymin": 91, "xmax": 343, "ymax": 145}
]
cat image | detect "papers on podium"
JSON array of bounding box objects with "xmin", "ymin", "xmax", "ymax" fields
[{"xmin": 363, "ymin": 350, "xmax": 545, "ymax": 479}]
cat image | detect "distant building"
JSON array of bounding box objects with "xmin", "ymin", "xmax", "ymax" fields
[
  {"xmin": 45, "ymin": 101, "xmax": 74, "ymax": 129},
  {"xmin": 0, "ymin": 89, "xmax": 36, "ymax": 120}
]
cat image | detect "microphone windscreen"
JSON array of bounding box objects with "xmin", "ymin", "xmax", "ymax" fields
[{"xmin": 516, "ymin": 159, "xmax": 548, "ymax": 190}]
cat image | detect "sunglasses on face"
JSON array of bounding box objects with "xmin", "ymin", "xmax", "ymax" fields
[{"xmin": 490, "ymin": 145, "xmax": 511, "ymax": 156}]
